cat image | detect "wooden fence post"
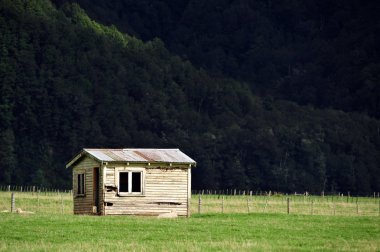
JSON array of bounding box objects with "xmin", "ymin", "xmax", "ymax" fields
[
  {"xmin": 198, "ymin": 194, "xmax": 202, "ymax": 214},
  {"xmin": 37, "ymin": 190, "xmax": 40, "ymax": 213},
  {"xmin": 287, "ymin": 197, "xmax": 290, "ymax": 214},
  {"xmin": 333, "ymin": 201, "xmax": 336, "ymax": 216},
  {"xmin": 61, "ymin": 193, "xmax": 64, "ymax": 214},
  {"xmin": 311, "ymin": 200, "xmax": 314, "ymax": 215},
  {"xmin": 264, "ymin": 198, "xmax": 268, "ymax": 213},
  {"xmin": 11, "ymin": 192, "xmax": 15, "ymax": 213},
  {"xmin": 247, "ymin": 198, "xmax": 250, "ymax": 214},
  {"xmin": 356, "ymin": 198, "xmax": 359, "ymax": 215},
  {"xmin": 221, "ymin": 196, "xmax": 224, "ymax": 213}
]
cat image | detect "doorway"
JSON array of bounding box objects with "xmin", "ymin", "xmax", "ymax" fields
[{"xmin": 93, "ymin": 167, "xmax": 100, "ymax": 214}]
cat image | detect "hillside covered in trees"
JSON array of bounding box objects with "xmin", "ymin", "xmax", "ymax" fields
[
  {"xmin": 53, "ymin": 0, "xmax": 380, "ymax": 118},
  {"xmin": 0, "ymin": 0, "xmax": 379, "ymax": 194}
]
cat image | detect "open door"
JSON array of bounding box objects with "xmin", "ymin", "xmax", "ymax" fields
[{"xmin": 93, "ymin": 167, "xmax": 100, "ymax": 214}]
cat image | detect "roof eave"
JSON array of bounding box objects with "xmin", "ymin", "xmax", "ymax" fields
[
  {"xmin": 66, "ymin": 150, "xmax": 103, "ymax": 168},
  {"xmin": 66, "ymin": 148, "xmax": 197, "ymax": 168},
  {"xmin": 99, "ymin": 160, "xmax": 196, "ymax": 166}
]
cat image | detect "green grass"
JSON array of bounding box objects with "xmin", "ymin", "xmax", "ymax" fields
[
  {"xmin": 0, "ymin": 213, "xmax": 379, "ymax": 251},
  {"xmin": 0, "ymin": 192, "xmax": 72, "ymax": 215},
  {"xmin": 193, "ymin": 194, "xmax": 380, "ymax": 216},
  {"xmin": 1, "ymin": 192, "xmax": 379, "ymax": 216},
  {"xmin": 0, "ymin": 192, "xmax": 379, "ymax": 251}
]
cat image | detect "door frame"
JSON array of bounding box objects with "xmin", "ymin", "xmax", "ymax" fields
[{"xmin": 93, "ymin": 167, "xmax": 100, "ymax": 214}]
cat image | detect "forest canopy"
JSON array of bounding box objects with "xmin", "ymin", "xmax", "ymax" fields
[
  {"xmin": 0, "ymin": 0, "xmax": 379, "ymax": 194},
  {"xmin": 53, "ymin": 0, "xmax": 380, "ymax": 118}
]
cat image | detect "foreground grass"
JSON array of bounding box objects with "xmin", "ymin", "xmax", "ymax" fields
[{"xmin": 0, "ymin": 213, "xmax": 379, "ymax": 251}]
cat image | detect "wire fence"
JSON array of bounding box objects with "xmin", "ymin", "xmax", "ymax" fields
[
  {"xmin": 1, "ymin": 186, "xmax": 379, "ymax": 216},
  {"xmin": 191, "ymin": 193, "xmax": 380, "ymax": 216},
  {"xmin": 191, "ymin": 189, "xmax": 380, "ymax": 216},
  {"xmin": 0, "ymin": 186, "xmax": 72, "ymax": 215}
]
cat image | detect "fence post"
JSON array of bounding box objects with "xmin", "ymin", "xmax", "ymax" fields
[
  {"xmin": 356, "ymin": 198, "xmax": 359, "ymax": 215},
  {"xmin": 7, "ymin": 185, "xmax": 10, "ymax": 192},
  {"xmin": 264, "ymin": 198, "xmax": 268, "ymax": 213},
  {"xmin": 333, "ymin": 201, "xmax": 336, "ymax": 216},
  {"xmin": 11, "ymin": 192, "xmax": 15, "ymax": 213},
  {"xmin": 311, "ymin": 200, "xmax": 314, "ymax": 215},
  {"xmin": 221, "ymin": 196, "xmax": 224, "ymax": 213},
  {"xmin": 61, "ymin": 193, "xmax": 64, "ymax": 214},
  {"xmin": 247, "ymin": 198, "xmax": 250, "ymax": 214},
  {"xmin": 198, "ymin": 194, "xmax": 202, "ymax": 214},
  {"xmin": 37, "ymin": 190, "xmax": 40, "ymax": 213},
  {"xmin": 287, "ymin": 197, "xmax": 290, "ymax": 214}
]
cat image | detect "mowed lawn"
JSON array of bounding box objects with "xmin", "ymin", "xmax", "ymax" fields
[{"xmin": 0, "ymin": 213, "xmax": 379, "ymax": 251}]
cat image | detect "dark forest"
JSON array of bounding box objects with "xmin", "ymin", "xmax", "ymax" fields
[{"xmin": 0, "ymin": 0, "xmax": 379, "ymax": 194}]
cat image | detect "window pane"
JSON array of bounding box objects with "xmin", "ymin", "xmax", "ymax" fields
[
  {"xmin": 78, "ymin": 174, "xmax": 84, "ymax": 195},
  {"xmin": 119, "ymin": 172, "xmax": 129, "ymax": 192},
  {"xmin": 81, "ymin": 174, "xmax": 85, "ymax": 194},
  {"xmin": 132, "ymin": 172, "xmax": 141, "ymax": 192},
  {"xmin": 77, "ymin": 174, "xmax": 81, "ymax": 194}
]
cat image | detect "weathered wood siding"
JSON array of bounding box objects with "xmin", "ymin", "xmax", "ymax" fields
[
  {"xmin": 104, "ymin": 166, "xmax": 190, "ymax": 216},
  {"xmin": 72, "ymin": 157, "xmax": 100, "ymax": 215},
  {"xmin": 99, "ymin": 165, "xmax": 105, "ymax": 215}
]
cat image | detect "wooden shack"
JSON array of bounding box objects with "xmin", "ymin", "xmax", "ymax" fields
[{"xmin": 66, "ymin": 148, "xmax": 196, "ymax": 216}]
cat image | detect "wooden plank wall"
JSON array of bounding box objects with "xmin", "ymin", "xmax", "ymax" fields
[
  {"xmin": 72, "ymin": 157, "xmax": 100, "ymax": 214},
  {"xmin": 99, "ymin": 165, "xmax": 104, "ymax": 215},
  {"xmin": 104, "ymin": 166, "xmax": 189, "ymax": 216}
]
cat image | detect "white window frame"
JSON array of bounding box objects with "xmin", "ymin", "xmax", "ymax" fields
[
  {"xmin": 77, "ymin": 173, "xmax": 85, "ymax": 196},
  {"xmin": 116, "ymin": 168, "xmax": 145, "ymax": 196}
]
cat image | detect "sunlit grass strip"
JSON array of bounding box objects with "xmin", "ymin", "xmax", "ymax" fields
[
  {"xmin": 0, "ymin": 191, "xmax": 72, "ymax": 215},
  {"xmin": 0, "ymin": 191, "xmax": 379, "ymax": 216},
  {"xmin": 190, "ymin": 194, "xmax": 380, "ymax": 216}
]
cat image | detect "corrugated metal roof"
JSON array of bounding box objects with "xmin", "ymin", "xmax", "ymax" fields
[{"xmin": 66, "ymin": 148, "xmax": 196, "ymax": 168}]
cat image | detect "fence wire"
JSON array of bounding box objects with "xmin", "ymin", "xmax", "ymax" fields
[{"xmin": 0, "ymin": 187, "xmax": 379, "ymax": 216}]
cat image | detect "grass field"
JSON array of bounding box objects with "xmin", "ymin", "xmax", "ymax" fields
[
  {"xmin": 0, "ymin": 191, "xmax": 379, "ymax": 251},
  {"xmin": 193, "ymin": 194, "xmax": 380, "ymax": 216},
  {"xmin": 0, "ymin": 212, "xmax": 379, "ymax": 251},
  {"xmin": 1, "ymin": 191, "xmax": 379, "ymax": 216}
]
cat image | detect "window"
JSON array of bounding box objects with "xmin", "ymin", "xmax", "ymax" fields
[
  {"xmin": 119, "ymin": 172, "xmax": 129, "ymax": 192},
  {"xmin": 118, "ymin": 170, "xmax": 144, "ymax": 196},
  {"xmin": 77, "ymin": 173, "xmax": 85, "ymax": 196}
]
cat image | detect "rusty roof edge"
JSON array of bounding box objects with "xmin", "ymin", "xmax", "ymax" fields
[
  {"xmin": 98, "ymin": 160, "xmax": 196, "ymax": 165},
  {"xmin": 67, "ymin": 148, "xmax": 196, "ymax": 167},
  {"xmin": 133, "ymin": 150, "xmax": 155, "ymax": 162}
]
